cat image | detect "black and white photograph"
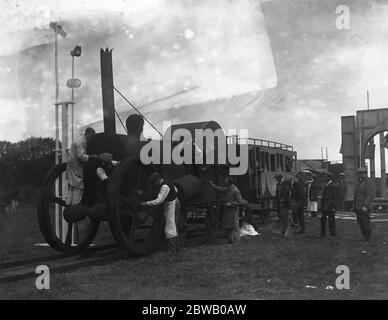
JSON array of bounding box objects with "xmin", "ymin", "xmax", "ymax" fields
[{"xmin": 0, "ymin": 0, "xmax": 387, "ymax": 305}]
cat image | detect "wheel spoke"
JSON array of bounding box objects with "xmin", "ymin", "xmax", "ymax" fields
[
  {"xmin": 108, "ymin": 159, "xmax": 165, "ymax": 254},
  {"xmin": 65, "ymin": 223, "xmax": 73, "ymax": 246},
  {"xmin": 131, "ymin": 214, "xmax": 143, "ymax": 229},
  {"xmin": 48, "ymin": 196, "xmax": 66, "ymax": 206},
  {"xmin": 120, "ymin": 195, "xmax": 133, "ymax": 207},
  {"xmin": 136, "ymin": 170, "xmax": 145, "ymax": 189},
  {"xmin": 37, "ymin": 163, "xmax": 99, "ymax": 253}
]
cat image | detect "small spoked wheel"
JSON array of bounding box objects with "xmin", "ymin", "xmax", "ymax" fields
[
  {"xmin": 205, "ymin": 205, "xmax": 219, "ymax": 238},
  {"xmin": 107, "ymin": 157, "xmax": 164, "ymax": 254},
  {"xmin": 37, "ymin": 163, "xmax": 99, "ymax": 254},
  {"xmin": 177, "ymin": 205, "xmax": 189, "ymax": 243}
]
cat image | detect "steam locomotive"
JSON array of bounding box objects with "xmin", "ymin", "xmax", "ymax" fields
[{"xmin": 36, "ymin": 49, "xmax": 297, "ymax": 255}]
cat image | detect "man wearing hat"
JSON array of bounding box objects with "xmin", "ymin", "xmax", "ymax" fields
[
  {"xmin": 291, "ymin": 172, "xmax": 307, "ymax": 234},
  {"xmin": 141, "ymin": 172, "xmax": 180, "ymax": 254},
  {"xmin": 320, "ymin": 172, "xmax": 339, "ymax": 238},
  {"xmin": 274, "ymin": 173, "xmax": 292, "ymax": 236},
  {"xmin": 354, "ymin": 167, "xmax": 374, "ymax": 244}
]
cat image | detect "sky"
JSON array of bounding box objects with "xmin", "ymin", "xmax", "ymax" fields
[{"xmin": 1, "ymin": 0, "xmax": 388, "ymax": 160}]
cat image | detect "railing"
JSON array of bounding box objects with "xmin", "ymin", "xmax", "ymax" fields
[{"xmin": 226, "ymin": 136, "xmax": 294, "ymax": 152}]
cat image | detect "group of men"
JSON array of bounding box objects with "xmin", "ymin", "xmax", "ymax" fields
[
  {"xmin": 274, "ymin": 167, "xmax": 374, "ymax": 245},
  {"xmin": 66, "ymin": 114, "xmax": 181, "ymax": 254}
]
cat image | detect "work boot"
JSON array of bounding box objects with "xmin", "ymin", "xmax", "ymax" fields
[
  {"xmin": 167, "ymin": 236, "xmax": 178, "ymax": 254},
  {"xmin": 175, "ymin": 236, "xmax": 180, "ymax": 253}
]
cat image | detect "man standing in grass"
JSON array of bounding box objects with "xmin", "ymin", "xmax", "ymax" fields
[
  {"xmin": 354, "ymin": 167, "xmax": 374, "ymax": 246},
  {"xmin": 274, "ymin": 173, "xmax": 292, "ymax": 237},
  {"xmin": 291, "ymin": 172, "xmax": 307, "ymax": 234},
  {"xmin": 141, "ymin": 172, "xmax": 180, "ymax": 254},
  {"xmin": 320, "ymin": 173, "xmax": 339, "ymax": 238},
  {"xmin": 209, "ymin": 177, "xmax": 248, "ymax": 245}
]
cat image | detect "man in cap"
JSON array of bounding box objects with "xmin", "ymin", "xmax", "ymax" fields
[
  {"xmin": 274, "ymin": 173, "xmax": 292, "ymax": 237},
  {"xmin": 141, "ymin": 172, "xmax": 180, "ymax": 254},
  {"xmin": 354, "ymin": 167, "xmax": 374, "ymax": 245},
  {"xmin": 320, "ymin": 172, "xmax": 339, "ymax": 238},
  {"xmin": 95, "ymin": 113, "xmax": 145, "ymax": 198}
]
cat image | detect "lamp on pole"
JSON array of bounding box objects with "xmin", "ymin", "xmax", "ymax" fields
[{"xmin": 68, "ymin": 45, "xmax": 82, "ymax": 144}]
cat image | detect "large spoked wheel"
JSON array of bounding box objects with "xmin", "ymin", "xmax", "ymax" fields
[
  {"xmin": 107, "ymin": 157, "xmax": 164, "ymax": 255},
  {"xmin": 177, "ymin": 205, "xmax": 189, "ymax": 243},
  {"xmin": 37, "ymin": 163, "xmax": 100, "ymax": 254}
]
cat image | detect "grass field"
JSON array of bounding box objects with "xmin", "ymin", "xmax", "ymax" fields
[{"xmin": 1, "ymin": 205, "xmax": 388, "ymax": 299}]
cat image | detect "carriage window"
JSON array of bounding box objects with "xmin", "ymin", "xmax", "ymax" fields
[
  {"xmin": 276, "ymin": 153, "xmax": 284, "ymax": 171},
  {"xmin": 270, "ymin": 154, "xmax": 276, "ymax": 172},
  {"xmin": 265, "ymin": 152, "xmax": 270, "ymax": 170},
  {"xmin": 285, "ymin": 156, "xmax": 292, "ymax": 172},
  {"xmin": 259, "ymin": 151, "xmax": 265, "ymax": 170},
  {"xmin": 279, "ymin": 154, "xmax": 284, "ymax": 171}
]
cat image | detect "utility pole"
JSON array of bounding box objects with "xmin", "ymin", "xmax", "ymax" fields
[
  {"xmin": 367, "ymin": 90, "xmax": 370, "ymax": 110},
  {"xmin": 50, "ymin": 22, "xmax": 67, "ymax": 239},
  {"xmin": 380, "ymin": 132, "xmax": 387, "ymax": 198}
]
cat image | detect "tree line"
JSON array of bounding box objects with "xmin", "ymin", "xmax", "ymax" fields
[{"xmin": 0, "ymin": 137, "xmax": 55, "ymax": 203}]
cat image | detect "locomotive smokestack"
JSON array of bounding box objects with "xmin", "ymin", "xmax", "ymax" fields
[{"xmin": 100, "ymin": 48, "xmax": 116, "ymax": 135}]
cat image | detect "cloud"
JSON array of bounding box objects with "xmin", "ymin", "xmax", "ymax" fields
[
  {"xmin": 3, "ymin": 0, "xmax": 388, "ymax": 165},
  {"xmin": 0, "ymin": 0, "xmax": 276, "ymax": 142}
]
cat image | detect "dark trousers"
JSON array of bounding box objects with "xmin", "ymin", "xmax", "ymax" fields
[
  {"xmin": 321, "ymin": 210, "xmax": 336, "ymax": 237},
  {"xmin": 226, "ymin": 227, "xmax": 240, "ymax": 244},
  {"xmin": 167, "ymin": 236, "xmax": 180, "ymax": 253},
  {"xmin": 279, "ymin": 208, "xmax": 289, "ymax": 234},
  {"xmin": 356, "ymin": 210, "xmax": 371, "ymax": 242},
  {"xmin": 294, "ymin": 202, "xmax": 305, "ymax": 232}
]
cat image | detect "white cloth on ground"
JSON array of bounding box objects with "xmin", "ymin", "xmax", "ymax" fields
[{"xmin": 239, "ymin": 223, "xmax": 260, "ymax": 237}]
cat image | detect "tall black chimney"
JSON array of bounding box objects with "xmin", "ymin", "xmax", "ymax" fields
[{"xmin": 100, "ymin": 48, "xmax": 116, "ymax": 135}]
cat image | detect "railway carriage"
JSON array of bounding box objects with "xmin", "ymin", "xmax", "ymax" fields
[{"xmin": 235, "ymin": 138, "xmax": 297, "ymax": 219}]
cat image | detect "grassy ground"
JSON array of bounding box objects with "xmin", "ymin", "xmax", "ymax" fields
[
  {"xmin": 0, "ymin": 205, "xmax": 115, "ymax": 263},
  {"xmin": 1, "ymin": 206, "xmax": 388, "ymax": 299}
]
